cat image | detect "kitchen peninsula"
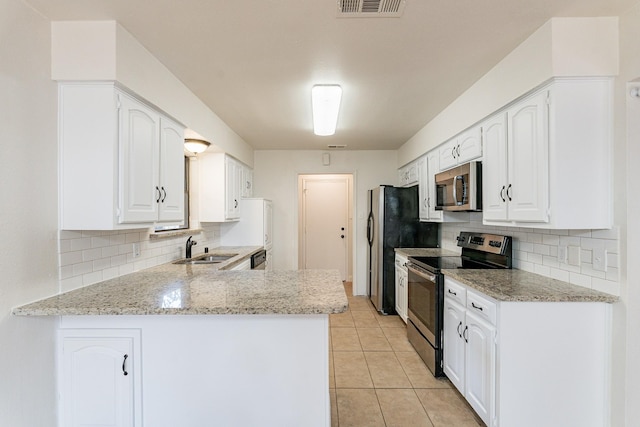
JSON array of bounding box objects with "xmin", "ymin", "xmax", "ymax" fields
[{"xmin": 14, "ymin": 252, "xmax": 347, "ymax": 427}]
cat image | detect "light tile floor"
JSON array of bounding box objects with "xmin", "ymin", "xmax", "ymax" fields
[{"xmin": 329, "ymin": 283, "xmax": 484, "ymax": 427}]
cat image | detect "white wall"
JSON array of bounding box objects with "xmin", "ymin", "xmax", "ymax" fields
[
  {"xmin": 0, "ymin": 0, "xmax": 59, "ymax": 425},
  {"xmin": 51, "ymin": 21, "xmax": 254, "ymax": 166},
  {"xmin": 617, "ymin": 4, "xmax": 640, "ymax": 425},
  {"xmin": 253, "ymin": 150, "xmax": 397, "ymax": 295}
]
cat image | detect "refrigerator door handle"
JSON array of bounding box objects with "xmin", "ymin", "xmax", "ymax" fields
[{"xmin": 367, "ymin": 212, "xmax": 374, "ymax": 246}]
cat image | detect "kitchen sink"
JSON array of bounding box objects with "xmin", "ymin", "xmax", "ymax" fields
[{"xmin": 173, "ymin": 253, "xmax": 238, "ymax": 265}]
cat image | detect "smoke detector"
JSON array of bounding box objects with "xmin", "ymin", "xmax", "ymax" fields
[
  {"xmin": 337, "ymin": 0, "xmax": 406, "ymax": 17},
  {"xmin": 327, "ymin": 144, "xmax": 347, "ymax": 149}
]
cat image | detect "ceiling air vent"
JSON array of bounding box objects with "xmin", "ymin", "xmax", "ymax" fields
[
  {"xmin": 337, "ymin": 0, "xmax": 406, "ymax": 17},
  {"xmin": 327, "ymin": 144, "xmax": 347, "ymax": 149}
]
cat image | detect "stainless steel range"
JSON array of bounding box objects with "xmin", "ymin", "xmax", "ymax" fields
[{"xmin": 406, "ymin": 231, "xmax": 512, "ymax": 377}]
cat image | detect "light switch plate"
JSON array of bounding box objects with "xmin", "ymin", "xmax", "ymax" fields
[
  {"xmin": 593, "ymin": 248, "xmax": 607, "ymax": 272},
  {"xmin": 133, "ymin": 243, "xmax": 141, "ymax": 258},
  {"xmin": 567, "ymin": 246, "xmax": 581, "ymax": 266}
]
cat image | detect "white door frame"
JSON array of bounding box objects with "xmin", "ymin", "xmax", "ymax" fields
[{"xmin": 298, "ymin": 174, "xmax": 353, "ymax": 282}]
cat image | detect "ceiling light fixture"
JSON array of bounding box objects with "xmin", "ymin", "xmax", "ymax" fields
[
  {"xmin": 184, "ymin": 138, "xmax": 211, "ymax": 155},
  {"xmin": 312, "ymin": 85, "xmax": 342, "ymax": 136}
]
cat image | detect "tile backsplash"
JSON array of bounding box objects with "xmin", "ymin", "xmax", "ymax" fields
[
  {"xmin": 58, "ymin": 224, "xmax": 220, "ymax": 293},
  {"xmin": 441, "ymin": 213, "xmax": 620, "ymax": 296}
]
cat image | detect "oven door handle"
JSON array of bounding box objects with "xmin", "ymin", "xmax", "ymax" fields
[{"xmin": 407, "ymin": 263, "xmax": 436, "ymax": 282}]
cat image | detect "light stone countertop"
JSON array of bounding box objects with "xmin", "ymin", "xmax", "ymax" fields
[
  {"xmin": 395, "ymin": 247, "xmax": 459, "ymax": 257},
  {"xmin": 444, "ymin": 269, "xmax": 618, "ymax": 303},
  {"xmin": 13, "ymin": 246, "xmax": 348, "ymax": 316}
]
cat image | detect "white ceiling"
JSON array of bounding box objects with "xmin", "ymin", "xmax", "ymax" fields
[{"xmin": 26, "ymin": 0, "xmax": 635, "ymax": 150}]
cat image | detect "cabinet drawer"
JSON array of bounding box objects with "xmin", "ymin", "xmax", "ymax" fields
[
  {"xmin": 444, "ymin": 278, "xmax": 467, "ymax": 306},
  {"xmin": 466, "ymin": 290, "xmax": 497, "ymax": 325}
]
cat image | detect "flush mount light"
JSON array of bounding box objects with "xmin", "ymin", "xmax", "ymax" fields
[
  {"xmin": 184, "ymin": 138, "xmax": 211, "ymax": 155},
  {"xmin": 312, "ymin": 85, "xmax": 342, "ymax": 136}
]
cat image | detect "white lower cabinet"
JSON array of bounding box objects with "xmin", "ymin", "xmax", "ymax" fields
[
  {"xmin": 59, "ymin": 329, "xmax": 142, "ymax": 427},
  {"xmin": 443, "ymin": 276, "xmax": 612, "ymax": 427},
  {"xmin": 443, "ymin": 284, "xmax": 495, "ymax": 426},
  {"xmin": 394, "ymin": 253, "xmax": 408, "ymax": 322}
]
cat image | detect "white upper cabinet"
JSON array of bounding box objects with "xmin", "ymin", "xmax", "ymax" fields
[
  {"xmin": 199, "ymin": 153, "xmax": 248, "ymax": 222},
  {"xmin": 482, "ymin": 91, "xmax": 548, "ymax": 224},
  {"xmin": 482, "ymin": 78, "xmax": 612, "ymax": 229},
  {"xmin": 398, "ymin": 160, "xmax": 419, "ymax": 187},
  {"xmin": 158, "ymin": 117, "xmax": 187, "ymax": 221},
  {"xmin": 439, "ymin": 126, "xmax": 482, "ymax": 171},
  {"xmin": 59, "ymin": 83, "xmax": 185, "ymax": 230},
  {"xmin": 241, "ymin": 167, "xmax": 254, "ymax": 198}
]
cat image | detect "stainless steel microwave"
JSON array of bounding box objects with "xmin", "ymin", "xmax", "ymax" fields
[{"xmin": 435, "ymin": 161, "xmax": 482, "ymax": 211}]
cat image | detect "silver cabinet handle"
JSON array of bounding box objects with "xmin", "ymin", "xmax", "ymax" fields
[
  {"xmin": 456, "ymin": 144, "xmax": 461, "ymax": 157},
  {"xmin": 451, "ymin": 147, "xmax": 456, "ymax": 159},
  {"xmin": 463, "ymin": 325, "xmax": 468, "ymax": 343},
  {"xmin": 457, "ymin": 321, "xmax": 462, "ymax": 338},
  {"xmin": 506, "ymin": 184, "xmax": 512, "ymax": 201},
  {"xmin": 155, "ymin": 186, "xmax": 161, "ymax": 203},
  {"xmin": 161, "ymin": 186, "xmax": 166, "ymax": 203},
  {"xmin": 500, "ymin": 185, "xmax": 506, "ymax": 202}
]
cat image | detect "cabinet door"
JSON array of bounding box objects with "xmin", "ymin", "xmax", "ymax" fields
[
  {"xmin": 61, "ymin": 335, "xmax": 138, "ymax": 427},
  {"xmin": 119, "ymin": 94, "xmax": 160, "ymax": 223},
  {"xmin": 426, "ymin": 152, "xmax": 443, "ymax": 221},
  {"xmin": 457, "ymin": 127, "xmax": 482, "ymax": 163},
  {"xmin": 443, "ymin": 299, "xmax": 466, "ymax": 393},
  {"xmin": 394, "ymin": 263, "xmax": 407, "ymax": 322},
  {"xmin": 482, "ymin": 113, "xmax": 509, "ymax": 221},
  {"xmin": 465, "ymin": 312, "xmax": 496, "ymax": 426},
  {"xmin": 507, "ymin": 92, "xmax": 549, "ymax": 222},
  {"xmin": 264, "ymin": 200, "xmax": 273, "ymax": 248},
  {"xmin": 158, "ymin": 117, "xmax": 185, "ymax": 222},
  {"xmin": 242, "ymin": 167, "xmax": 253, "ymax": 198},
  {"xmin": 418, "ymin": 156, "xmax": 429, "ymax": 220},
  {"xmin": 224, "ymin": 157, "xmax": 241, "ymax": 220},
  {"xmin": 439, "ymin": 139, "xmax": 457, "ymax": 171}
]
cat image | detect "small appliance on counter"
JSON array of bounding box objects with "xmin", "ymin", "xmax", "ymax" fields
[
  {"xmin": 367, "ymin": 185, "xmax": 439, "ymax": 315},
  {"xmin": 406, "ymin": 231, "xmax": 512, "ymax": 377}
]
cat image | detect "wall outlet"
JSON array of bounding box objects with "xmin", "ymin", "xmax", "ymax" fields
[
  {"xmin": 593, "ymin": 248, "xmax": 607, "ymax": 272},
  {"xmin": 132, "ymin": 242, "xmax": 141, "ymax": 258},
  {"xmin": 558, "ymin": 246, "xmax": 568, "ymax": 263},
  {"xmin": 567, "ymin": 246, "xmax": 581, "ymax": 266}
]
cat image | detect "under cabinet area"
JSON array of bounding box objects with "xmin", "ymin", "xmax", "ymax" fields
[
  {"xmin": 199, "ymin": 153, "xmax": 253, "ymax": 222},
  {"xmin": 59, "ymin": 329, "xmax": 142, "ymax": 427},
  {"xmin": 443, "ymin": 276, "xmax": 611, "ymax": 427},
  {"xmin": 59, "ymin": 83, "xmax": 185, "ymax": 230}
]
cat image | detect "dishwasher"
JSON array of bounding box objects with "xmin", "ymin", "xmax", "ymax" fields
[{"xmin": 251, "ymin": 249, "xmax": 267, "ymax": 270}]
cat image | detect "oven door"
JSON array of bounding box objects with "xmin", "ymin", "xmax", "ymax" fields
[{"xmin": 406, "ymin": 263, "xmax": 442, "ymax": 349}]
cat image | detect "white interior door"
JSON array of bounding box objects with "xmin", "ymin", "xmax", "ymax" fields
[{"xmin": 300, "ymin": 175, "xmax": 350, "ymax": 281}]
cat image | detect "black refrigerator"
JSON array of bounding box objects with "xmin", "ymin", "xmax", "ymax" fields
[{"xmin": 367, "ymin": 185, "xmax": 439, "ymax": 314}]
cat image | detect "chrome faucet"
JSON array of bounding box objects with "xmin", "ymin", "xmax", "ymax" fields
[{"xmin": 185, "ymin": 236, "xmax": 197, "ymax": 259}]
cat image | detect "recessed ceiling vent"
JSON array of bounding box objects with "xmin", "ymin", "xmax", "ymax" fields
[
  {"xmin": 327, "ymin": 144, "xmax": 347, "ymax": 149},
  {"xmin": 337, "ymin": 0, "xmax": 406, "ymax": 17}
]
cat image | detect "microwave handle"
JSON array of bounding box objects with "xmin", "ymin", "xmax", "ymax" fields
[{"xmin": 453, "ymin": 175, "xmax": 464, "ymax": 206}]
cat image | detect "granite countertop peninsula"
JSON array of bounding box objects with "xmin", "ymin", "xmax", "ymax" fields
[
  {"xmin": 395, "ymin": 248, "xmax": 459, "ymax": 257},
  {"xmin": 443, "ymin": 269, "xmax": 618, "ymax": 303},
  {"xmin": 13, "ymin": 246, "xmax": 348, "ymax": 316}
]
